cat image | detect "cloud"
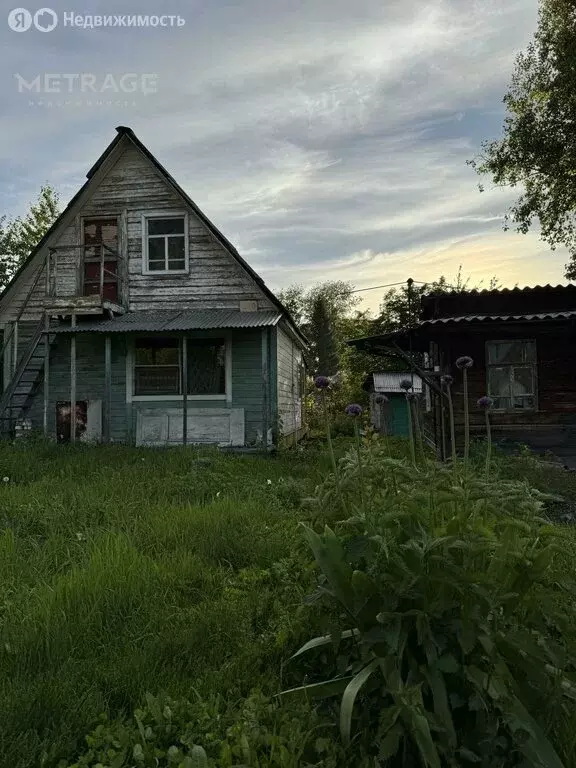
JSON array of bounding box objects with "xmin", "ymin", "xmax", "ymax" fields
[{"xmin": 0, "ymin": 0, "xmax": 564, "ymax": 314}]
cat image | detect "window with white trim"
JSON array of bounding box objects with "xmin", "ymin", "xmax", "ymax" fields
[
  {"xmin": 143, "ymin": 214, "xmax": 188, "ymax": 273},
  {"xmin": 486, "ymin": 340, "xmax": 537, "ymax": 410},
  {"xmin": 134, "ymin": 338, "xmax": 226, "ymax": 397}
]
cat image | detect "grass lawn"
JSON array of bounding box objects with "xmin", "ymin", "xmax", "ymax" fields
[
  {"xmin": 0, "ymin": 440, "xmax": 350, "ymax": 768},
  {"xmin": 0, "ymin": 437, "xmax": 575, "ymax": 768}
]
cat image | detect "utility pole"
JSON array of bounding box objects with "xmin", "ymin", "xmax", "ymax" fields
[{"xmin": 407, "ymin": 278, "xmax": 414, "ymax": 388}]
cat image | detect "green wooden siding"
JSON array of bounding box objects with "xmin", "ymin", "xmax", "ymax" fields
[
  {"xmin": 28, "ymin": 334, "xmax": 127, "ymax": 441},
  {"xmin": 27, "ymin": 329, "xmax": 267, "ymax": 445}
]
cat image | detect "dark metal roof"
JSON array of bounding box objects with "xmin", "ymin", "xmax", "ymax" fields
[
  {"xmin": 53, "ymin": 309, "xmax": 282, "ymax": 334},
  {"xmin": 426, "ymin": 284, "xmax": 576, "ymax": 297},
  {"xmin": 347, "ymin": 308, "xmax": 576, "ymax": 354},
  {"xmin": 421, "ymin": 310, "xmax": 576, "ymax": 325}
]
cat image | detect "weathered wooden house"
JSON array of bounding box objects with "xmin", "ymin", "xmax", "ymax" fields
[
  {"xmin": 0, "ymin": 126, "xmax": 307, "ymax": 448},
  {"xmin": 349, "ymin": 285, "xmax": 576, "ymax": 462}
]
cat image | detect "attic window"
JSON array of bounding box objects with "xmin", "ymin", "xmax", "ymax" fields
[{"xmin": 142, "ymin": 213, "xmax": 188, "ymax": 274}]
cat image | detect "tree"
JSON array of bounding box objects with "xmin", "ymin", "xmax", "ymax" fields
[
  {"xmin": 377, "ymin": 268, "xmax": 501, "ymax": 334},
  {"xmin": 309, "ymin": 295, "xmax": 339, "ymax": 376},
  {"xmin": 278, "ymin": 281, "xmax": 361, "ymax": 331},
  {"xmin": 470, "ymin": 0, "xmax": 576, "ymax": 278},
  {"xmin": 0, "ymin": 185, "xmax": 60, "ymax": 288}
]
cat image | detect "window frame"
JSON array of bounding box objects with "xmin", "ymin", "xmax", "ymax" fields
[
  {"xmin": 142, "ymin": 211, "xmax": 189, "ymax": 275},
  {"xmin": 130, "ymin": 335, "xmax": 231, "ymax": 402},
  {"xmin": 485, "ymin": 339, "xmax": 538, "ymax": 412}
]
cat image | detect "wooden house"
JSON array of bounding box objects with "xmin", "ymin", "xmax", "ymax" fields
[
  {"xmin": 0, "ymin": 126, "xmax": 307, "ymax": 448},
  {"xmin": 349, "ymin": 285, "xmax": 576, "ymax": 461}
]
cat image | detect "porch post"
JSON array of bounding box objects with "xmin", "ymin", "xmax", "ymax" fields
[
  {"xmin": 125, "ymin": 339, "xmax": 134, "ymax": 445},
  {"xmin": 261, "ymin": 328, "xmax": 269, "ymax": 452},
  {"xmin": 182, "ymin": 336, "xmax": 188, "ymax": 446},
  {"xmin": 104, "ymin": 334, "xmax": 112, "ymax": 443},
  {"xmin": 12, "ymin": 321, "xmax": 18, "ymax": 376},
  {"xmin": 43, "ymin": 314, "xmax": 50, "ymax": 438},
  {"xmin": 99, "ymin": 244, "xmax": 105, "ymax": 298},
  {"xmin": 70, "ymin": 313, "xmax": 77, "ymax": 444}
]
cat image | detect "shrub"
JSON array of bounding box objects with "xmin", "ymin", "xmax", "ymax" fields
[{"xmin": 284, "ymin": 439, "xmax": 576, "ymax": 766}]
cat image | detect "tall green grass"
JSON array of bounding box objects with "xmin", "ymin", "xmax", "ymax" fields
[{"xmin": 0, "ymin": 442, "xmax": 327, "ymax": 768}]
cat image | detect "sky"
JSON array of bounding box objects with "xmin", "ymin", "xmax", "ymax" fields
[{"xmin": 0, "ymin": 0, "xmax": 569, "ymax": 312}]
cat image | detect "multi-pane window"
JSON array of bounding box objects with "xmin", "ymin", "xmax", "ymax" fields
[
  {"xmin": 144, "ymin": 216, "xmax": 187, "ymax": 273},
  {"xmin": 486, "ymin": 340, "xmax": 537, "ymax": 410},
  {"xmin": 135, "ymin": 338, "xmax": 180, "ymax": 395},
  {"xmin": 134, "ymin": 338, "xmax": 226, "ymax": 396}
]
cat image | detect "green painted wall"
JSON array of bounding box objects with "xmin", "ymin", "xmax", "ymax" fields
[{"xmin": 27, "ymin": 328, "xmax": 268, "ymax": 445}]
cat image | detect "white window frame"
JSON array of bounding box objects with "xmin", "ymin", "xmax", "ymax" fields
[
  {"xmin": 128, "ymin": 335, "xmax": 232, "ymax": 402},
  {"xmin": 486, "ymin": 339, "xmax": 538, "ymax": 412},
  {"xmin": 142, "ymin": 210, "xmax": 189, "ymax": 275}
]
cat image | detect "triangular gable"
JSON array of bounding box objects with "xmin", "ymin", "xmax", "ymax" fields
[{"xmin": 0, "ymin": 126, "xmax": 306, "ymax": 346}]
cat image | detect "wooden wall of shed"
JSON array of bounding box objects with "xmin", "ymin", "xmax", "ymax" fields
[
  {"xmin": 27, "ymin": 329, "xmax": 267, "ymax": 445},
  {"xmin": 438, "ymin": 326, "xmax": 576, "ymax": 437},
  {"xmin": 276, "ymin": 324, "xmax": 303, "ymax": 436}
]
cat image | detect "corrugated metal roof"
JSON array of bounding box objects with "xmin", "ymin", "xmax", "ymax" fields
[
  {"xmin": 421, "ymin": 310, "xmax": 576, "ymax": 326},
  {"xmin": 426, "ymin": 284, "xmax": 576, "ymax": 298},
  {"xmin": 53, "ymin": 309, "xmax": 282, "ymax": 333},
  {"xmin": 373, "ymin": 372, "xmax": 423, "ymax": 393}
]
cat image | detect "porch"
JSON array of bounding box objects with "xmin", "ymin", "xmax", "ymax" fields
[{"xmin": 28, "ymin": 309, "xmax": 282, "ymax": 448}]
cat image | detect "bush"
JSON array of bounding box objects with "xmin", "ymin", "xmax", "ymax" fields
[{"xmin": 285, "ymin": 437, "xmax": 576, "ymax": 767}]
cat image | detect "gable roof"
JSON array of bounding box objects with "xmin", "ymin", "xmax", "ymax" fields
[{"xmin": 1, "ymin": 126, "xmax": 306, "ymax": 346}]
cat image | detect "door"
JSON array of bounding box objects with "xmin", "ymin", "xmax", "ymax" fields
[{"xmin": 82, "ymin": 218, "xmax": 119, "ymax": 302}]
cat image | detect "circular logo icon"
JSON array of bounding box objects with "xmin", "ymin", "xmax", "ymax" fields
[
  {"xmin": 8, "ymin": 7, "xmax": 32, "ymax": 31},
  {"xmin": 34, "ymin": 7, "xmax": 57, "ymax": 31}
]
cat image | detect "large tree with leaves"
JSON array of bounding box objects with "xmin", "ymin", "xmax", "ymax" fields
[
  {"xmin": 471, "ymin": 0, "xmax": 576, "ymax": 278},
  {"xmin": 0, "ymin": 185, "xmax": 60, "ymax": 289}
]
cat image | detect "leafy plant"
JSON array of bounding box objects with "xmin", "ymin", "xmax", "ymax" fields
[
  {"xmin": 58, "ymin": 691, "xmax": 345, "ymax": 767},
  {"xmin": 284, "ymin": 440, "xmax": 576, "ymax": 766}
]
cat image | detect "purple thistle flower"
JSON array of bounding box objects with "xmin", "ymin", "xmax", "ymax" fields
[
  {"xmin": 455, "ymin": 356, "xmax": 474, "ymax": 370},
  {"xmin": 399, "ymin": 378, "xmax": 413, "ymax": 391},
  {"xmin": 441, "ymin": 374, "xmax": 454, "ymax": 387},
  {"xmin": 314, "ymin": 375, "xmax": 330, "ymax": 390},
  {"xmin": 375, "ymin": 394, "xmax": 388, "ymax": 405},
  {"xmin": 345, "ymin": 403, "xmax": 363, "ymax": 417},
  {"xmin": 477, "ymin": 396, "xmax": 494, "ymax": 409}
]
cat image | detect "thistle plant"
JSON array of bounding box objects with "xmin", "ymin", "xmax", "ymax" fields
[
  {"xmin": 412, "ymin": 393, "xmax": 426, "ymax": 462},
  {"xmin": 374, "ymin": 393, "xmax": 392, "ymax": 458},
  {"xmin": 404, "ymin": 391, "xmax": 417, "ymax": 468},
  {"xmin": 477, "ymin": 396, "xmax": 494, "ymax": 476},
  {"xmin": 345, "ymin": 404, "xmax": 364, "ymax": 505},
  {"xmin": 441, "ymin": 374, "xmax": 457, "ymax": 465},
  {"xmin": 456, "ymin": 356, "xmax": 474, "ymax": 465},
  {"xmin": 314, "ymin": 376, "xmax": 336, "ymax": 475}
]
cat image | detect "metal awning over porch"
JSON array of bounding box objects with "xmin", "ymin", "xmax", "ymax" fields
[{"xmin": 52, "ymin": 308, "xmax": 283, "ymax": 333}]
